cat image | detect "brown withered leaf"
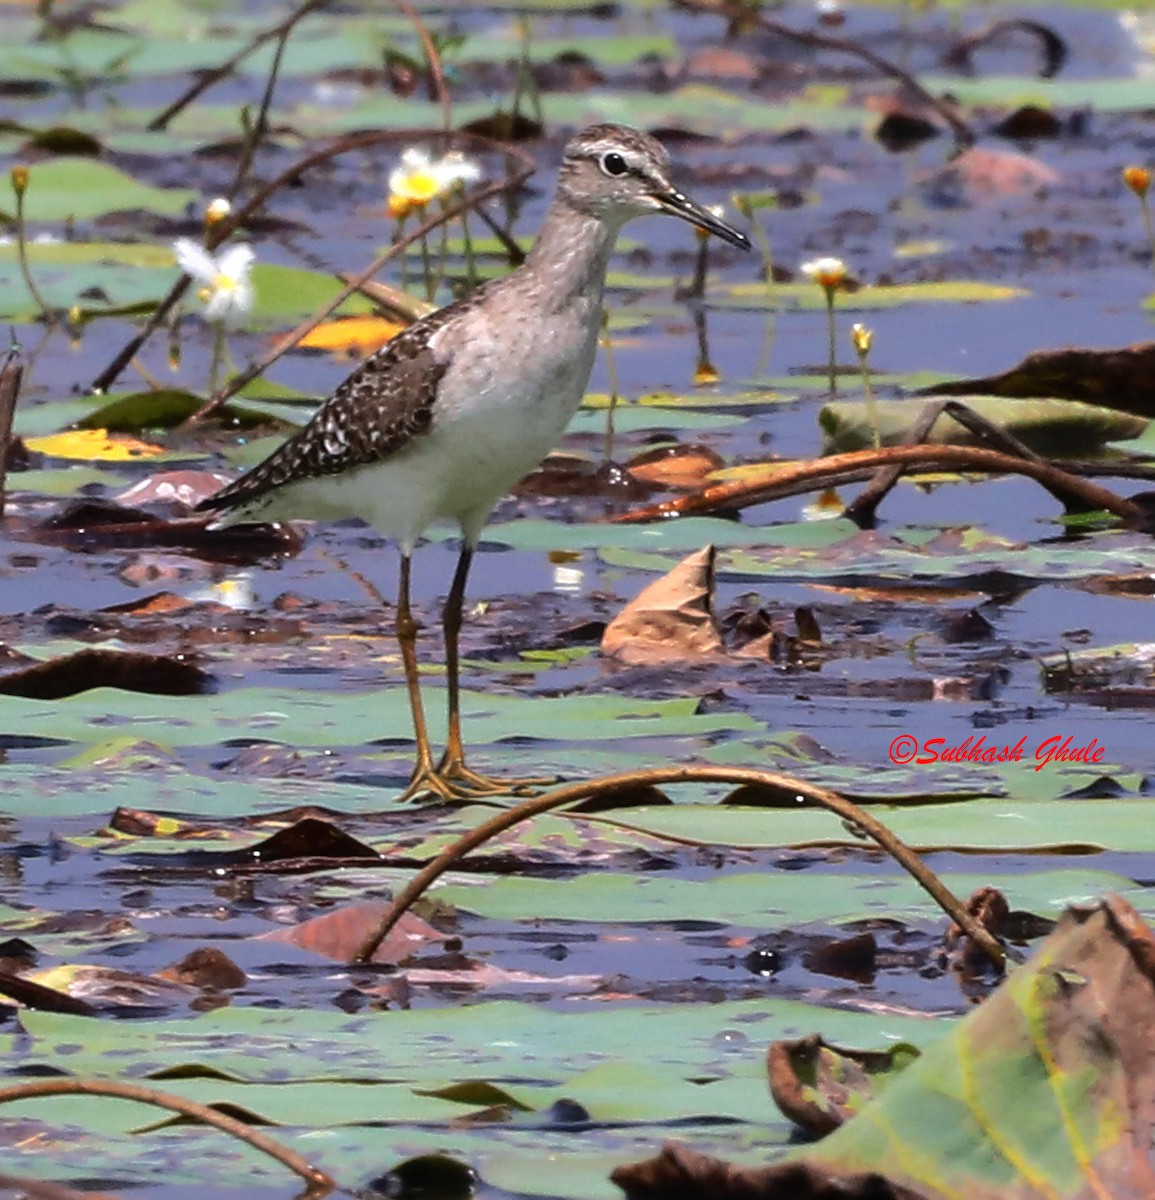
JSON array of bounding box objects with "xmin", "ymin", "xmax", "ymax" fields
[
  {"xmin": 991, "ymin": 104, "xmax": 1061, "ymax": 139},
  {"xmin": 29, "ymin": 498, "xmax": 301, "ymax": 561},
  {"xmin": 918, "ymin": 340, "xmax": 1155, "ymax": 418},
  {"xmin": 116, "ymin": 470, "xmax": 235, "ymax": 512},
  {"xmin": 874, "ymin": 109, "xmax": 939, "ymax": 151},
  {"xmin": 106, "ymin": 807, "xmax": 200, "ymax": 837},
  {"xmin": 615, "ymin": 895, "xmax": 1155, "ymax": 1200},
  {"xmin": 802, "ymin": 932, "xmax": 878, "ymax": 984},
  {"xmin": 460, "ymin": 111, "xmax": 542, "ymax": 142},
  {"xmin": 601, "ymin": 545, "xmax": 723, "ymax": 665},
  {"xmin": 20, "ymin": 965, "xmax": 193, "ymax": 1011},
  {"xmin": 767, "ymin": 1034, "xmax": 918, "ymax": 1137},
  {"xmin": 158, "ymin": 948, "xmax": 246, "ymax": 991},
  {"xmin": 102, "ymin": 591, "xmax": 201, "ymax": 617},
  {"xmin": 613, "ymin": 1144, "xmax": 923, "ymax": 1200},
  {"xmin": 224, "ymin": 817, "xmax": 381, "ymax": 868},
  {"xmin": 626, "ymin": 443, "xmax": 726, "ymax": 491},
  {"xmin": 567, "ymin": 783, "xmax": 672, "ymax": 814},
  {"xmin": 257, "ymin": 900, "xmax": 447, "ymax": 965},
  {"xmin": 0, "ymin": 647, "xmax": 210, "ymax": 699},
  {"xmin": 919, "ymin": 146, "xmax": 1059, "ymax": 201},
  {"xmin": 943, "ymin": 886, "xmax": 1012, "ymax": 975}
]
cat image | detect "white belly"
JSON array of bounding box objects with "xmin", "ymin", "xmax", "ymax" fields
[
  {"xmin": 239, "ymin": 320, "xmax": 598, "ymax": 549},
  {"xmin": 223, "ymin": 265, "xmax": 606, "ymax": 547}
]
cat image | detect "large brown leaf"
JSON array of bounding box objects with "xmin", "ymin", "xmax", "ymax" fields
[{"xmin": 614, "ymin": 894, "xmax": 1155, "ymax": 1199}]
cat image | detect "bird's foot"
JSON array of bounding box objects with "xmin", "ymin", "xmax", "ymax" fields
[
  {"xmin": 394, "ymin": 763, "xmax": 483, "ymax": 804},
  {"xmin": 436, "ymin": 755, "xmax": 558, "ymax": 798}
]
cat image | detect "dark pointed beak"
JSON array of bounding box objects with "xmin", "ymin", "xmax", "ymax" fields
[{"xmin": 652, "ymin": 189, "xmax": 752, "ymax": 250}]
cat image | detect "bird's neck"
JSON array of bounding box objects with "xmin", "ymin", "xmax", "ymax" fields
[{"xmin": 522, "ymin": 200, "xmax": 621, "ymax": 314}]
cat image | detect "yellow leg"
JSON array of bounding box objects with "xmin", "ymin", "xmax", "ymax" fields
[
  {"xmin": 435, "ymin": 545, "xmax": 555, "ymax": 796},
  {"xmin": 393, "ymin": 552, "xmax": 474, "ymax": 803}
]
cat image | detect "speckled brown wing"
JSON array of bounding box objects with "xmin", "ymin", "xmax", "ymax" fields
[{"xmin": 197, "ymin": 303, "xmax": 462, "ymax": 514}]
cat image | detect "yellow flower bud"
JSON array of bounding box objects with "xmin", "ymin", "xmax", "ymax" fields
[
  {"xmin": 851, "ymin": 323, "xmax": 872, "ymax": 356},
  {"xmin": 204, "ymin": 197, "xmax": 231, "ymax": 227},
  {"xmin": 388, "ymin": 194, "xmax": 413, "ymax": 220},
  {"xmin": 694, "ymin": 359, "xmax": 720, "ymax": 386},
  {"xmin": 1123, "ymin": 166, "xmax": 1150, "ymax": 198},
  {"xmin": 10, "ymin": 165, "xmax": 29, "ymax": 196}
]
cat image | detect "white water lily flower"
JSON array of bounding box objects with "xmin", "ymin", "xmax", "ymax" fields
[
  {"xmin": 800, "ymin": 256, "xmax": 848, "ymax": 291},
  {"xmin": 174, "ymin": 239, "xmax": 255, "ymax": 325},
  {"xmin": 388, "ymin": 146, "xmax": 482, "ymax": 218}
]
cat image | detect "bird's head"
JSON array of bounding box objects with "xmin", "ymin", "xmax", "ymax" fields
[{"xmin": 557, "ymin": 123, "xmax": 752, "ymax": 250}]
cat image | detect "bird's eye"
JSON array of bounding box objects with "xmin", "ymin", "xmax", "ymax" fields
[{"xmin": 599, "ymin": 151, "xmax": 628, "ymax": 177}]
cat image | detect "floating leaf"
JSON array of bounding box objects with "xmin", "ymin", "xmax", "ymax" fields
[
  {"xmin": 298, "ymin": 315, "xmax": 406, "ymax": 355},
  {"xmin": 24, "ymin": 428, "xmax": 167, "ymax": 462},
  {"xmin": 246, "ymin": 264, "xmax": 376, "ymax": 326},
  {"xmin": 615, "ymin": 896, "xmax": 1155, "ymax": 1200},
  {"xmin": 0, "ymin": 158, "xmax": 197, "ymax": 222},
  {"xmin": 922, "ymin": 340, "xmax": 1155, "ymax": 420},
  {"xmin": 76, "ymin": 390, "xmax": 204, "ymax": 433},
  {"xmin": 601, "ymin": 546, "xmax": 723, "ymax": 665},
  {"xmin": 717, "ymin": 279, "xmax": 1028, "ymax": 312},
  {"xmin": 820, "ymin": 396, "xmax": 1148, "ymax": 454},
  {"xmin": 0, "ymin": 241, "xmax": 176, "ymax": 316}
]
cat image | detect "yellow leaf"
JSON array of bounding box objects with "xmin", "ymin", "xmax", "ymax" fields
[
  {"xmin": 25, "ymin": 428, "xmax": 167, "ymax": 461},
  {"xmin": 299, "ymin": 316, "xmax": 406, "ymax": 356}
]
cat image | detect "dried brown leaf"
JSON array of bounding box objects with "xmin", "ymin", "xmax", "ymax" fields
[
  {"xmin": 258, "ymin": 900, "xmax": 447, "ymax": 965},
  {"xmin": 601, "ymin": 545, "xmax": 723, "ymax": 665}
]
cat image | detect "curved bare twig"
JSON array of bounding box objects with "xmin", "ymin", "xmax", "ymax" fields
[
  {"xmin": 675, "ymin": 0, "xmax": 975, "ymax": 150},
  {"xmin": 0, "ymin": 1078, "xmax": 336, "ymax": 1193},
  {"xmin": 147, "ymin": 0, "xmax": 331, "ymax": 132},
  {"xmin": 391, "ymin": 0, "xmax": 451, "ymax": 131},
  {"xmin": 610, "ymin": 444, "xmax": 1147, "ymax": 526},
  {"xmin": 351, "ymin": 765, "xmax": 1008, "ymax": 969}
]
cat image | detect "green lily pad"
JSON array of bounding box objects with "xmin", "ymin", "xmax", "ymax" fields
[
  {"xmin": 716, "ymin": 279, "xmax": 1029, "ymax": 313},
  {"xmin": 820, "ymin": 396, "xmax": 1148, "ymax": 454},
  {"xmin": 0, "ymin": 160, "xmax": 197, "ymax": 222}
]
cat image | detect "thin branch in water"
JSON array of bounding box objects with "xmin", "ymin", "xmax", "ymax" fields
[
  {"xmin": 147, "ymin": 0, "xmax": 331, "ymax": 132},
  {"xmin": 676, "ymin": 0, "xmax": 975, "ymax": 151},
  {"xmin": 0, "ymin": 1078, "xmax": 336, "ymax": 1193},
  {"xmin": 180, "ymin": 165, "xmax": 534, "ymax": 426},
  {"xmin": 90, "ymin": 129, "xmax": 532, "ymax": 395},
  {"xmin": 0, "ymin": 347, "xmax": 24, "ymax": 519},
  {"xmin": 391, "ymin": 0, "xmax": 452, "ymax": 132},
  {"xmin": 350, "ymin": 765, "xmax": 1009, "ymax": 970},
  {"xmin": 843, "ymin": 397, "xmax": 946, "ymax": 524},
  {"xmin": 612, "ymin": 443, "xmax": 1148, "ymax": 526},
  {"xmin": 227, "ymin": 20, "xmax": 294, "ymax": 202}
]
